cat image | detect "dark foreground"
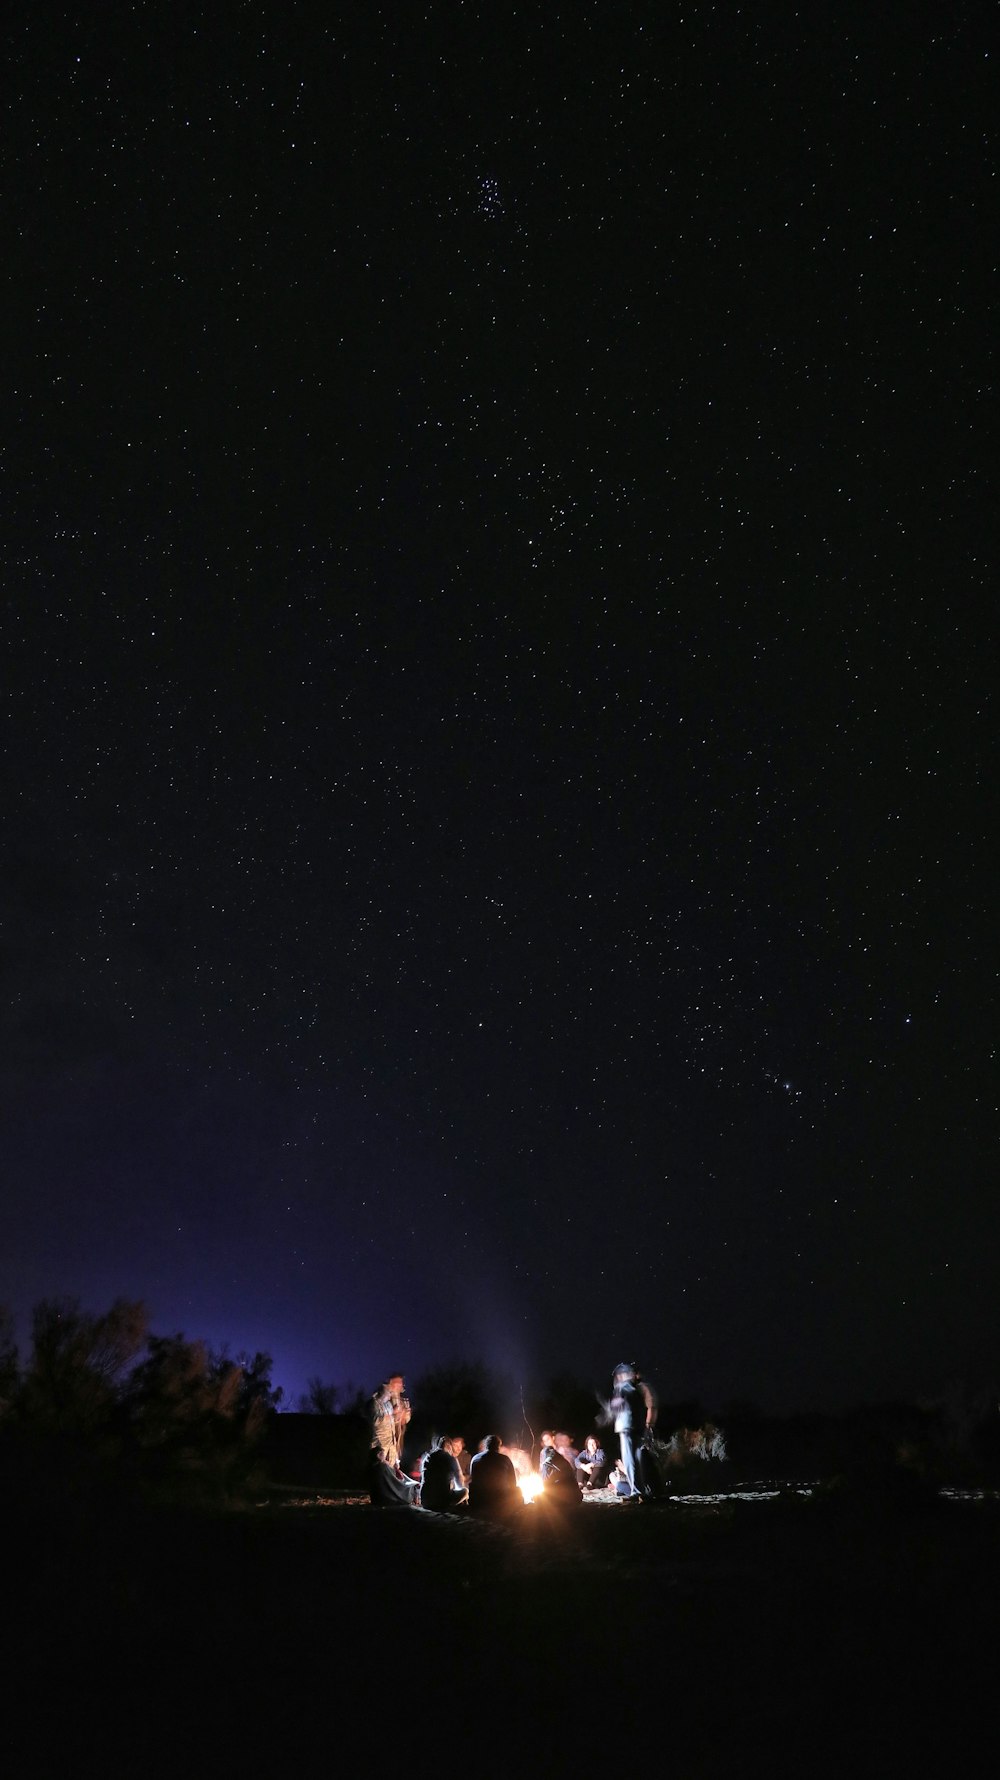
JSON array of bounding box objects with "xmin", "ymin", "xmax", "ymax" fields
[{"xmin": 6, "ymin": 1485, "xmax": 997, "ymax": 1776}]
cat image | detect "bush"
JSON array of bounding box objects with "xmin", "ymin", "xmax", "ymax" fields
[{"xmin": 0, "ymin": 1298, "xmax": 279, "ymax": 1509}]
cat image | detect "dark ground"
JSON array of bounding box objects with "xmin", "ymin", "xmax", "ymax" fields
[{"xmin": 5, "ymin": 1483, "xmax": 997, "ymax": 1777}]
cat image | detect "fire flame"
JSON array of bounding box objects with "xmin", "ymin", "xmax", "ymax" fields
[{"xmin": 518, "ymin": 1471, "xmax": 545, "ymax": 1504}]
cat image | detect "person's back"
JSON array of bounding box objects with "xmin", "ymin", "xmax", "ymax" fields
[{"xmin": 468, "ymin": 1436, "xmax": 519, "ymax": 1516}]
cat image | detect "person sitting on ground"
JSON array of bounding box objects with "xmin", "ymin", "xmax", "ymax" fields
[
  {"xmin": 468, "ymin": 1433, "xmax": 522, "ymax": 1519},
  {"xmin": 575, "ymin": 1435, "xmax": 609, "ymax": 1491},
  {"xmin": 450, "ymin": 1434, "xmax": 472, "ymax": 1484},
  {"xmin": 610, "ymin": 1458, "xmax": 632, "ymax": 1498},
  {"xmin": 539, "ymin": 1433, "xmax": 582, "ymax": 1504},
  {"xmin": 555, "ymin": 1431, "xmax": 580, "ymax": 1468},
  {"xmin": 420, "ymin": 1435, "xmax": 468, "ymax": 1513}
]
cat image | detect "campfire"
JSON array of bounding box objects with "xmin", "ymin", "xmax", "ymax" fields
[{"xmin": 518, "ymin": 1471, "xmax": 545, "ymax": 1504}]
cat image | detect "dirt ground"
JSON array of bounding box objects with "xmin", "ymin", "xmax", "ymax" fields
[{"xmin": 7, "ymin": 1484, "xmax": 998, "ymax": 1776}]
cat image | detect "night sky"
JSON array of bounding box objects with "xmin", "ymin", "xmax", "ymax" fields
[{"xmin": 3, "ymin": 4, "xmax": 995, "ymax": 1415}]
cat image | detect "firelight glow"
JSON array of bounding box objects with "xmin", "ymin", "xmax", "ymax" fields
[{"xmin": 518, "ymin": 1472, "xmax": 545, "ymax": 1504}]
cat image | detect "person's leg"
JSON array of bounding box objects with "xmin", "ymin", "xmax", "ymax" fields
[{"xmin": 620, "ymin": 1428, "xmax": 639, "ymax": 1495}]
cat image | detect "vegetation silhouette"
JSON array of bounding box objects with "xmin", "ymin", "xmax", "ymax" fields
[
  {"xmin": 0, "ymin": 1296, "xmax": 280, "ymax": 1510},
  {"xmin": 296, "ymin": 1375, "xmax": 366, "ymax": 1416}
]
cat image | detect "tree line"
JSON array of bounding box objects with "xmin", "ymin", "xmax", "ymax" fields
[
  {"xmin": 0, "ymin": 1298, "xmax": 281, "ymax": 1507},
  {"xmin": 3, "ymin": 1297, "xmax": 996, "ymax": 1503}
]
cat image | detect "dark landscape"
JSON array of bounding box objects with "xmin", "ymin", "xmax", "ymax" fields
[
  {"xmin": 5, "ymin": 1350, "xmax": 999, "ymax": 1780},
  {"xmin": 7, "ymin": 1465, "xmax": 999, "ymax": 1777}
]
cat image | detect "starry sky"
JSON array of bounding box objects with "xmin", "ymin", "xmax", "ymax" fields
[{"xmin": 2, "ymin": 3, "xmax": 995, "ymax": 1415}]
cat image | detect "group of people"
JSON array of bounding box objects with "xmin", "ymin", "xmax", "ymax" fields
[{"xmin": 367, "ymin": 1361, "xmax": 663, "ymax": 1512}]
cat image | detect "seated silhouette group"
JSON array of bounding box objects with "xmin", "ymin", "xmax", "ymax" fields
[{"xmin": 413, "ymin": 1428, "xmax": 617, "ymax": 1517}]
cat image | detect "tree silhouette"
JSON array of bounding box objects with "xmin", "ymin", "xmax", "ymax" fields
[
  {"xmin": 299, "ymin": 1376, "xmax": 340, "ymax": 1414},
  {"xmin": 127, "ymin": 1334, "xmax": 271, "ymax": 1501},
  {"xmin": 226, "ymin": 1349, "xmax": 284, "ymax": 1416},
  {"xmin": 20, "ymin": 1297, "xmax": 147, "ymax": 1433}
]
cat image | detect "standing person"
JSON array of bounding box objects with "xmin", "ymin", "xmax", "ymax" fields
[
  {"xmin": 368, "ymin": 1379, "xmax": 418, "ymax": 1506},
  {"xmin": 610, "ymin": 1361, "xmax": 655, "ymax": 1502},
  {"xmin": 370, "ymin": 1380, "xmax": 398, "ymax": 1467},
  {"xmin": 387, "ymin": 1372, "xmax": 412, "ymax": 1473}
]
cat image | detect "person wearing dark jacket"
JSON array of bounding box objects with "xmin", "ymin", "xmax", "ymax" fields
[
  {"xmin": 610, "ymin": 1361, "xmax": 655, "ymax": 1501},
  {"xmin": 468, "ymin": 1434, "xmax": 521, "ymax": 1518},
  {"xmin": 539, "ymin": 1439, "xmax": 582, "ymax": 1507},
  {"xmin": 420, "ymin": 1436, "xmax": 468, "ymax": 1512}
]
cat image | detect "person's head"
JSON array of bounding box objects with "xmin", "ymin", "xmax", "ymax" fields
[
  {"xmin": 387, "ymin": 1373, "xmax": 405, "ymax": 1395},
  {"xmin": 586, "ymin": 1436, "xmax": 599, "ymax": 1455},
  {"xmin": 451, "ymin": 1435, "xmax": 465, "ymax": 1455},
  {"xmin": 484, "ymin": 1433, "xmax": 502, "ymax": 1453},
  {"xmin": 613, "ymin": 1362, "xmax": 636, "ymax": 1385},
  {"xmin": 540, "ymin": 1429, "xmax": 555, "ymax": 1448}
]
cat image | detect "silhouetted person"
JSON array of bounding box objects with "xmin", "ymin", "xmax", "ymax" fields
[
  {"xmin": 539, "ymin": 1438, "xmax": 582, "ymax": 1506},
  {"xmin": 610, "ymin": 1361, "xmax": 655, "ymax": 1501},
  {"xmin": 468, "ymin": 1433, "xmax": 521, "ymax": 1519},
  {"xmin": 420, "ymin": 1436, "xmax": 468, "ymax": 1513}
]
